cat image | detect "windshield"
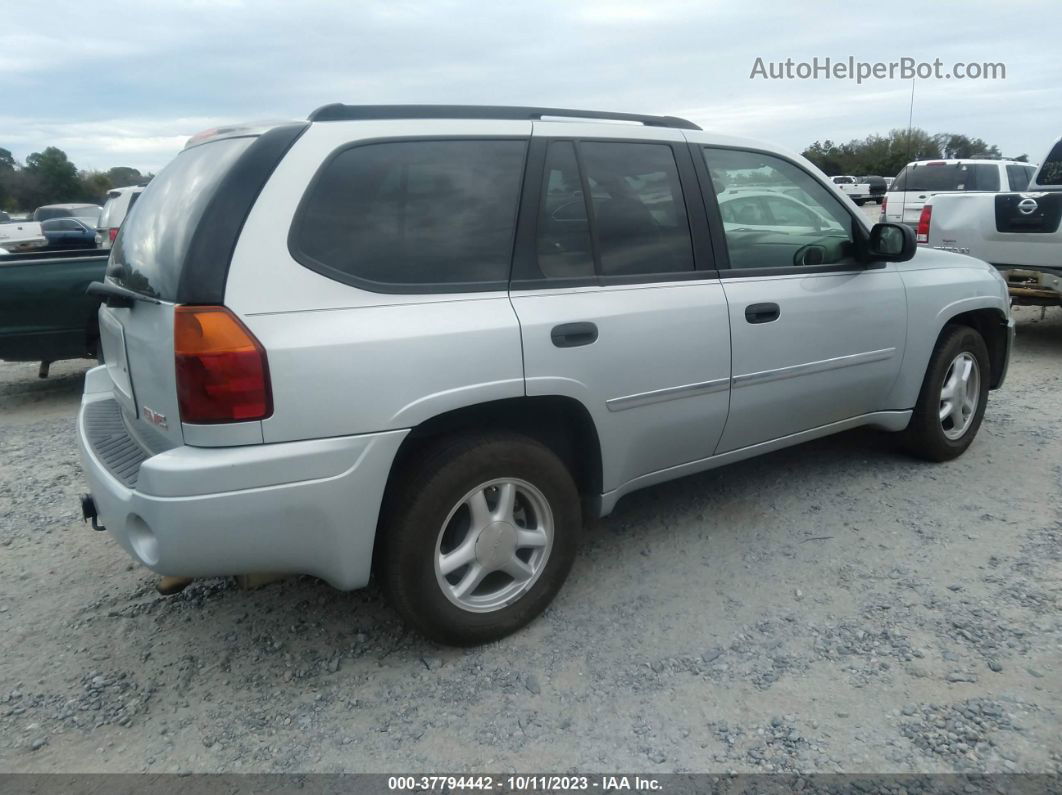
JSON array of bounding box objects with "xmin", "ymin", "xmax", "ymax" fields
[{"xmin": 107, "ymin": 138, "xmax": 253, "ymax": 300}]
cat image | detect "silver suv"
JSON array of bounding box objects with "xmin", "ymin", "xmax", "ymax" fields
[{"xmin": 78, "ymin": 105, "xmax": 1014, "ymax": 645}]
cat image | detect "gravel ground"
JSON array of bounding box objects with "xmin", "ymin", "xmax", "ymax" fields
[{"xmin": 0, "ymin": 305, "xmax": 1059, "ymax": 775}]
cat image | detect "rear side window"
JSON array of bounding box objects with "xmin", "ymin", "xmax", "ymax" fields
[
  {"xmin": 1006, "ymin": 165, "xmax": 1034, "ymax": 191},
  {"xmin": 892, "ymin": 163, "xmax": 1000, "ymax": 192},
  {"xmin": 1034, "ymin": 141, "xmax": 1062, "ymax": 186},
  {"xmin": 108, "ymin": 137, "xmax": 254, "ymax": 300},
  {"xmin": 292, "ymin": 139, "xmax": 527, "ymax": 291}
]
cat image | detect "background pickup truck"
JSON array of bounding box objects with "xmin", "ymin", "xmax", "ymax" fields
[
  {"xmin": 0, "ymin": 249, "xmax": 107, "ymax": 373},
  {"xmin": 924, "ymin": 138, "xmax": 1062, "ymax": 309},
  {"xmin": 0, "ymin": 219, "xmax": 47, "ymax": 253},
  {"xmin": 830, "ymin": 175, "xmax": 887, "ymax": 205}
]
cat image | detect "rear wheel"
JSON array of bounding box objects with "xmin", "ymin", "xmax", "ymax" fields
[
  {"xmin": 902, "ymin": 325, "xmax": 990, "ymax": 461},
  {"xmin": 378, "ymin": 432, "xmax": 580, "ymax": 645}
]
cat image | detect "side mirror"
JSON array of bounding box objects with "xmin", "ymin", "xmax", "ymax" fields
[{"xmin": 867, "ymin": 222, "xmax": 915, "ymax": 262}]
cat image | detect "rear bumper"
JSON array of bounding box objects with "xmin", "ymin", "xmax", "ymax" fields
[{"xmin": 76, "ymin": 367, "xmax": 407, "ymax": 589}]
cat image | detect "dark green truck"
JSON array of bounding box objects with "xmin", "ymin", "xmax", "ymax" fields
[{"xmin": 0, "ymin": 249, "xmax": 108, "ymax": 375}]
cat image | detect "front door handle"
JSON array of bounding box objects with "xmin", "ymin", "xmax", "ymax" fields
[
  {"xmin": 551, "ymin": 322, "xmax": 598, "ymax": 348},
  {"xmin": 745, "ymin": 302, "xmax": 780, "ymax": 324}
]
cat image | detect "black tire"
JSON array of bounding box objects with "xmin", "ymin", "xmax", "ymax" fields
[
  {"xmin": 902, "ymin": 325, "xmax": 990, "ymax": 462},
  {"xmin": 875, "ymin": 198, "xmax": 884, "ymax": 205},
  {"xmin": 378, "ymin": 432, "xmax": 581, "ymax": 646},
  {"xmin": 854, "ymin": 199, "xmax": 865, "ymax": 206}
]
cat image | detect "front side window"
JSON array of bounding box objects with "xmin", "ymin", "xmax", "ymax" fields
[
  {"xmin": 294, "ymin": 139, "xmax": 527, "ymax": 290},
  {"xmin": 703, "ymin": 148, "xmax": 855, "ymax": 270}
]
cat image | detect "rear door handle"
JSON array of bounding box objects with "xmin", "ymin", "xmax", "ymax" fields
[
  {"xmin": 551, "ymin": 322, "xmax": 598, "ymax": 348},
  {"xmin": 745, "ymin": 302, "xmax": 780, "ymax": 324}
]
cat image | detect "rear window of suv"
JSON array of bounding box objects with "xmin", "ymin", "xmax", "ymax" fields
[
  {"xmin": 291, "ymin": 139, "xmax": 527, "ymax": 292},
  {"xmin": 889, "ymin": 163, "xmax": 1000, "ymax": 192},
  {"xmin": 1034, "ymin": 140, "xmax": 1062, "ymax": 186},
  {"xmin": 107, "ymin": 137, "xmax": 254, "ymax": 300}
]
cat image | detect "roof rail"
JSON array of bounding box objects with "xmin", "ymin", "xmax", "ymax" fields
[{"xmin": 307, "ymin": 104, "xmax": 701, "ymax": 130}]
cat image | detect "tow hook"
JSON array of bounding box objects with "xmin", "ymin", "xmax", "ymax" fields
[{"xmin": 80, "ymin": 494, "xmax": 105, "ymax": 532}]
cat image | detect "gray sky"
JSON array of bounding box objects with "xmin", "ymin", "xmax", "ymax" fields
[{"xmin": 2, "ymin": 0, "xmax": 1059, "ymax": 172}]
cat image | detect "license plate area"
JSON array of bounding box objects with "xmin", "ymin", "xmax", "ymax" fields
[{"xmin": 98, "ymin": 307, "xmax": 137, "ymax": 417}]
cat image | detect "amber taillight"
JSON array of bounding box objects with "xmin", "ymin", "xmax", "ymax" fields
[{"xmin": 174, "ymin": 306, "xmax": 272, "ymax": 423}]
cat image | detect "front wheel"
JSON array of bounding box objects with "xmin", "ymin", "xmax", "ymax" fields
[
  {"xmin": 378, "ymin": 432, "xmax": 581, "ymax": 645},
  {"xmin": 902, "ymin": 325, "xmax": 990, "ymax": 461}
]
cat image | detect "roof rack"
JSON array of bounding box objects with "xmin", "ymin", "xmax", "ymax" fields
[{"xmin": 307, "ymin": 104, "xmax": 701, "ymax": 130}]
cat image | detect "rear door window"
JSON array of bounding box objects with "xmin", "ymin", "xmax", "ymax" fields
[
  {"xmin": 1007, "ymin": 165, "xmax": 1036, "ymax": 191},
  {"xmin": 536, "ymin": 141, "xmax": 594, "ymax": 279},
  {"xmin": 897, "ymin": 163, "xmax": 1000, "ymax": 192},
  {"xmin": 578, "ymin": 141, "xmax": 695, "ymax": 277},
  {"xmin": 292, "ymin": 139, "xmax": 527, "ymax": 291},
  {"xmin": 107, "ymin": 137, "xmax": 254, "ymax": 300}
]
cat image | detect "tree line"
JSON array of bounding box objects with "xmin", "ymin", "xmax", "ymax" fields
[
  {"xmin": 0, "ymin": 146, "xmax": 153, "ymax": 213},
  {"xmin": 801, "ymin": 128, "xmax": 1028, "ymax": 178},
  {"xmin": 0, "ymin": 128, "xmax": 1027, "ymax": 213}
]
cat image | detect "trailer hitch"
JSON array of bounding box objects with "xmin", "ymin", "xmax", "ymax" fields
[{"xmin": 80, "ymin": 494, "xmax": 105, "ymax": 532}]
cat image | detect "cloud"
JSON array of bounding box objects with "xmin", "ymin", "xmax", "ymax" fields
[{"xmin": 1, "ymin": 0, "xmax": 1058, "ymax": 171}]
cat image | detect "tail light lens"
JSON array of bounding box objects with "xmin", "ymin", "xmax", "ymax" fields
[
  {"xmin": 108, "ymin": 227, "xmax": 119, "ymax": 243},
  {"xmin": 916, "ymin": 205, "xmax": 932, "ymax": 244},
  {"xmin": 174, "ymin": 306, "xmax": 272, "ymax": 423}
]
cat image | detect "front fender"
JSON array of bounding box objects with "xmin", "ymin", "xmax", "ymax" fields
[{"xmin": 886, "ymin": 261, "xmax": 1009, "ymax": 408}]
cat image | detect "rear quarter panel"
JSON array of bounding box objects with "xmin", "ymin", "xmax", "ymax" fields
[{"xmin": 225, "ymin": 120, "xmax": 532, "ymax": 443}]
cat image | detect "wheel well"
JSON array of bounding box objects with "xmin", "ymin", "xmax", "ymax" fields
[
  {"xmin": 944, "ymin": 308, "xmax": 1009, "ymax": 388},
  {"xmin": 387, "ymin": 396, "xmax": 603, "ymax": 515}
]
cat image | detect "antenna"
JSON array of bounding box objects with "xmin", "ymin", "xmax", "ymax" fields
[{"xmin": 905, "ymin": 78, "xmax": 916, "ymax": 163}]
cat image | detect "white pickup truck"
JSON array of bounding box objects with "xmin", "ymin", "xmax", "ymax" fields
[
  {"xmin": 923, "ymin": 139, "xmax": 1062, "ymax": 309},
  {"xmin": 830, "ymin": 175, "xmax": 887, "ymax": 205},
  {"xmin": 0, "ymin": 220, "xmax": 47, "ymax": 253}
]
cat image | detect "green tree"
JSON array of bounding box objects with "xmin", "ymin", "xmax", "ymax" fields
[
  {"xmin": 23, "ymin": 147, "xmax": 81, "ymax": 206},
  {"xmin": 0, "ymin": 147, "xmax": 15, "ymax": 211},
  {"xmin": 933, "ymin": 133, "xmax": 1002, "ymax": 160},
  {"xmin": 106, "ymin": 166, "xmax": 144, "ymax": 187},
  {"xmin": 804, "ymin": 127, "xmax": 947, "ymax": 178},
  {"xmin": 80, "ymin": 171, "xmax": 113, "ymax": 203}
]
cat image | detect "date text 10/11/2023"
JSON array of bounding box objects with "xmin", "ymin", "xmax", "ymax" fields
[{"xmin": 387, "ymin": 775, "xmax": 663, "ymax": 791}]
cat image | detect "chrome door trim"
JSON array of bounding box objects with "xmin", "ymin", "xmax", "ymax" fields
[
  {"xmin": 732, "ymin": 347, "xmax": 896, "ymax": 389},
  {"xmin": 606, "ymin": 376, "xmax": 731, "ymax": 412}
]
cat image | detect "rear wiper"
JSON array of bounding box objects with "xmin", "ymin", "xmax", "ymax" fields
[{"xmin": 86, "ymin": 281, "xmax": 161, "ymax": 308}]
